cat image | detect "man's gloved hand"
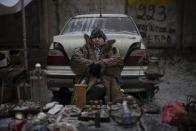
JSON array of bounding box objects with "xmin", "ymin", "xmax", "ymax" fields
[{"xmin": 89, "ymin": 63, "xmax": 101, "ymax": 77}]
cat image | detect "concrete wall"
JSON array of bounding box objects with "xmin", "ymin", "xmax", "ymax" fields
[
  {"xmin": 127, "ymin": 0, "xmax": 196, "ymax": 49},
  {"xmin": 127, "ymin": 0, "xmax": 179, "ymax": 48},
  {"xmin": 183, "ymin": 0, "xmax": 196, "ymax": 47},
  {"xmin": 0, "ymin": 0, "xmax": 196, "ymax": 68},
  {"xmin": 1, "ymin": 0, "xmax": 196, "ymax": 49}
]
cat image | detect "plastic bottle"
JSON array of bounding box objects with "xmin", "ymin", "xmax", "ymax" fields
[{"xmin": 122, "ymin": 100, "xmax": 131, "ymax": 124}]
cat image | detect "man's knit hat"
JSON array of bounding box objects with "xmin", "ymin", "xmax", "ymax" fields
[{"xmin": 90, "ymin": 28, "xmax": 106, "ymax": 41}]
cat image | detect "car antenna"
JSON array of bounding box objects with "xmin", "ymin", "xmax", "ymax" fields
[{"xmin": 99, "ymin": 0, "xmax": 102, "ymax": 17}]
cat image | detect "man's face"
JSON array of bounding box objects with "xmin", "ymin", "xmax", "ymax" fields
[{"xmin": 92, "ymin": 37, "xmax": 104, "ymax": 45}]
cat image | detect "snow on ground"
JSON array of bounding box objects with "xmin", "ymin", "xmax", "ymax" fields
[{"xmin": 154, "ymin": 56, "xmax": 196, "ymax": 107}]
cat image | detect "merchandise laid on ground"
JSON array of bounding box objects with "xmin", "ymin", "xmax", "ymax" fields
[
  {"xmin": 0, "ymin": 58, "xmax": 196, "ymax": 131},
  {"xmin": 0, "ymin": 95, "xmax": 195, "ymax": 131}
]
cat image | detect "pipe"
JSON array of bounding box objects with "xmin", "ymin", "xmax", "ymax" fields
[
  {"xmin": 21, "ymin": 0, "xmax": 28, "ymax": 71},
  {"xmin": 124, "ymin": 0, "xmax": 128, "ymax": 14}
]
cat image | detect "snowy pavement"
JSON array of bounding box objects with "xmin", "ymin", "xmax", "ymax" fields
[{"xmin": 154, "ymin": 56, "xmax": 196, "ymax": 107}]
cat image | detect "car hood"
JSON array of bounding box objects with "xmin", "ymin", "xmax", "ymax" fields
[{"xmin": 53, "ymin": 33, "xmax": 142, "ymax": 59}]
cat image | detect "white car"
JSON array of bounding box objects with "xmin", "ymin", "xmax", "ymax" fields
[{"xmin": 46, "ymin": 14, "xmax": 148, "ymax": 95}]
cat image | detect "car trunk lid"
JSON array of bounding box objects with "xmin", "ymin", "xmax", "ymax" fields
[{"xmin": 52, "ymin": 33, "xmax": 143, "ymax": 60}]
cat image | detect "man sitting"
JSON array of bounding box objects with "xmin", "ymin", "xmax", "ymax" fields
[{"xmin": 71, "ymin": 28, "xmax": 124, "ymax": 104}]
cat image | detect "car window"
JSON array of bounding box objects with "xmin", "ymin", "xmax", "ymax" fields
[{"xmin": 61, "ymin": 17, "xmax": 138, "ymax": 35}]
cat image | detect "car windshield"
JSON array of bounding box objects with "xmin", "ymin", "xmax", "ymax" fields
[{"xmin": 61, "ymin": 17, "xmax": 138, "ymax": 35}]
